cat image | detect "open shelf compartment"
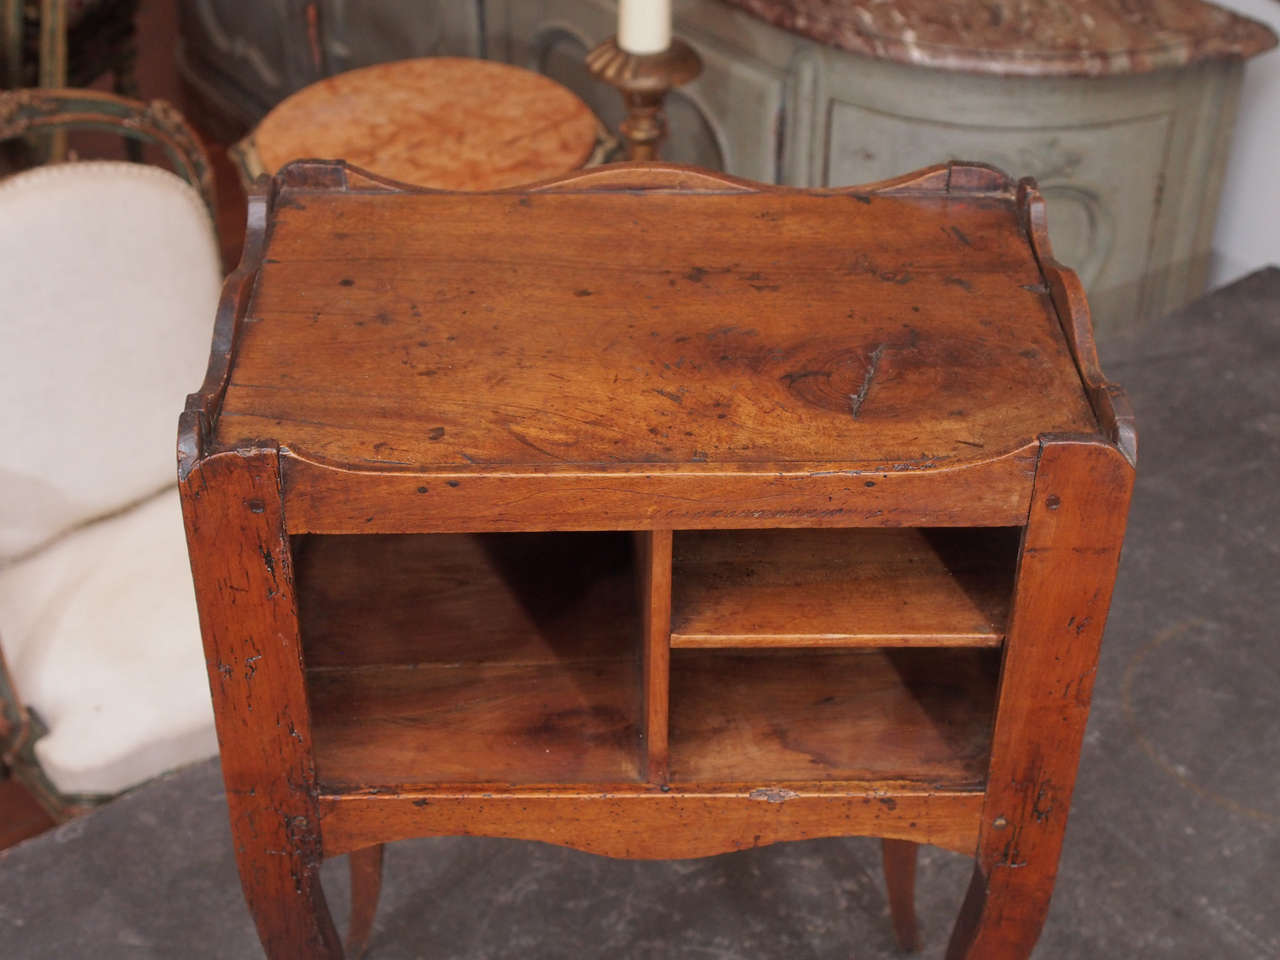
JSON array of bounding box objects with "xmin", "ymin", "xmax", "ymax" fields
[
  {"xmin": 670, "ymin": 527, "xmax": 1021, "ymax": 648},
  {"xmin": 668, "ymin": 647, "xmax": 1000, "ymax": 786},
  {"xmin": 293, "ymin": 531, "xmax": 644, "ymax": 790}
]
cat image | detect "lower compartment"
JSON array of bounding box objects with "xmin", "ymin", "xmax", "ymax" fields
[
  {"xmin": 293, "ymin": 530, "xmax": 1001, "ymax": 794},
  {"xmin": 669, "ymin": 648, "xmax": 999, "ymax": 786},
  {"xmin": 294, "ymin": 531, "xmax": 644, "ymax": 788}
]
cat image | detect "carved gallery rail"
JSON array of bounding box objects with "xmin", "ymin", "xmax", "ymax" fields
[{"xmin": 179, "ymin": 159, "xmax": 1135, "ymax": 959}]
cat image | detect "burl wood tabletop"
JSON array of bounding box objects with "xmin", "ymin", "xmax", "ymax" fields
[{"xmin": 215, "ymin": 188, "xmax": 1095, "ymax": 473}]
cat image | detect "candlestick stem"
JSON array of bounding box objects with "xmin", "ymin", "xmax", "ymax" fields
[{"xmin": 586, "ymin": 36, "xmax": 702, "ymax": 162}]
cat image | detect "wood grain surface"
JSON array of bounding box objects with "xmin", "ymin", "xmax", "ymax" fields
[
  {"xmin": 279, "ymin": 450, "xmax": 1042, "ymax": 533},
  {"xmin": 947, "ymin": 439, "xmax": 1135, "ymax": 960},
  {"xmin": 670, "ymin": 527, "xmax": 1018, "ymax": 647},
  {"xmin": 669, "ymin": 648, "xmax": 999, "ymax": 785},
  {"xmin": 205, "ymin": 165, "xmax": 1099, "ymax": 534},
  {"xmin": 883, "ymin": 837, "xmax": 922, "ymax": 951},
  {"xmin": 217, "ymin": 190, "xmax": 1095, "ymax": 474},
  {"xmin": 180, "ymin": 450, "xmax": 343, "ymax": 960},
  {"xmin": 296, "ymin": 531, "xmax": 636, "ymax": 669},
  {"xmin": 317, "ymin": 784, "xmax": 986, "ymax": 861},
  {"xmin": 637, "ymin": 530, "xmax": 673, "ymax": 781},
  {"xmin": 296, "ymin": 531, "xmax": 642, "ymax": 788}
]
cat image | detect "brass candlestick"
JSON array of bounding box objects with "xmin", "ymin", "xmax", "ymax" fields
[{"xmin": 586, "ymin": 36, "xmax": 702, "ymax": 161}]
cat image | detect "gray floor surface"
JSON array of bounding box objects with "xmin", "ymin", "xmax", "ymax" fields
[{"xmin": 2, "ymin": 269, "xmax": 1277, "ymax": 959}]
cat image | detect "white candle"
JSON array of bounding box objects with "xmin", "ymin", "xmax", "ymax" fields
[{"xmin": 618, "ymin": 0, "xmax": 672, "ymax": 55}]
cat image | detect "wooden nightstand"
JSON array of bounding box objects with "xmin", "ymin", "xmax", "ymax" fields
[{"xmin": 179, "ymin": 160, "xmax": 1135, "ymax": 959}]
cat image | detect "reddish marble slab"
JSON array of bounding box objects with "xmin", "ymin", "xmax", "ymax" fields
[
  {"xmin": 721, "ymin": 0, "xmax": 1277, "ymax": 76},
  {"xmin": 253, "ymin": 58, "xmax": 599, "ymax": 190}
]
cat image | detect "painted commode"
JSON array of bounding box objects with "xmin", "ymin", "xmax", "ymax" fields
[{"xmin": 175, "ymin": 0, "xmax": 1276, "ymax": 332}]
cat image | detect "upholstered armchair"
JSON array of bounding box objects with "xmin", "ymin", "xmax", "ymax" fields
[{"xmin": 0, "ymin": 88, "xmax": 220, "ymax": 816}]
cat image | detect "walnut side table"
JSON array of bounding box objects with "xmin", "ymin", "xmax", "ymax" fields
[{"xmin": 179, "ymin": 160, "xmax": 1136, "ymax": 960}]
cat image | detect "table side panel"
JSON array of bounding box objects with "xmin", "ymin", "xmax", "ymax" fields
[
  {"xmin": 316, "ymin": 786, "xmax": 985, "ymax": 860},
  {"xmin": 179, "ymin": 450, "xmax": 343, "ymax": 958},
  {"xmin": 949, "ymin": 438, "xmax": 1136, "ymax": 959},
  {"xmin": 279, "ymin": 444, "xmax": 1039, "ymax": 533}
]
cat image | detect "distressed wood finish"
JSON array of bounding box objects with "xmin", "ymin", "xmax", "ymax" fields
[
  {"xmin": 180, "ymin": 450, "xmax": 341, "ymax": 960},
  {"xmin": 317, "ymin": 785, "xmax": 986, "ymax": 861},
  {"xmin": 344, "ymin": 845, "xmax": 383, "ymax": 960},
  {"xmin": 1019, "ymin": 180, "xmax": 1136, "ymax": 465},
  {"xmin": 180, "ymin": 159, "xmax": 1135, "ymax": 959},
  {"xmin": 670, "ymin": 528, "xmax": 1017, "ymax": 648},
  {"xmin": 637, "ymin": 529, "xmax": 673, "ymax": 781},
  {"xmin": 883, "ymin": 838, "xmax": 921, "ymax": 952},
  {"xmin": 204, "ymin": 161, "xmax": 1095, "ymax": 538},
  {"xmin": 280, "ymin": 453, "xmax": 1040, "ymax": 533},
  {"xmin": 668, "ymin": 648, "xmax": 998, "ymax": 784},
  {"xmin": 297, "ymin": 532, "xmax": 641, "ymax": 788},
  {"xmin": 221, "ymin": 200, "xmax": 1091, "ymax": 472},
  {"xmin": 946, "ymin": 439, "xmax": 1134, "ymax": 960}
]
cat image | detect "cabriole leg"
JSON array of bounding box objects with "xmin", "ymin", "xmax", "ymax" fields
[
  {"xmin": 948, "ymin": 439, "xmax": 1134, "ymax": 960},
  {"xmin": 181, "ymin": 449, "xmax": 342, "ymax": 959},
  {"xmin": 346, "ymin": 844, "xmax": 385, "ymax": 958},
  {"xmin": 882, "ymin": 838, "xmax": 920, "ymax": 952}
]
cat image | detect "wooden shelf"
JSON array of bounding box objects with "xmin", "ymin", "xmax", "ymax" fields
[
  {"xmin": 293, "ymin": 527, "xmax": 1010, "ymax": 790},
  {"xmin": 669, "ymin": 648, "xmax": 999, "ymax": 786},
  {"xmin": 670, "ymin": 528, "xmax": 1019, "ymax": 648},
  {"xmin": 294, "ymin": 532, "xmax": 643, "ymax": 788}
]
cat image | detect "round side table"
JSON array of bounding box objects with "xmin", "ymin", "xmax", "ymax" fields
[{"xmin": 233, "ymin": 57, "xmax": 609, "ymax": 190}]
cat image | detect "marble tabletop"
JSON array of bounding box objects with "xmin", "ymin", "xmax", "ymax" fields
[{"xmin": 720, "ymin": 0, "xmax": 1277, "ymax": 76}]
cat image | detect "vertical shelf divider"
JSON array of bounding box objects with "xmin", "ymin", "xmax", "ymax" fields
[{"xmin": 637, "ymin": 529, "xmax": 674, "ymax": 783}]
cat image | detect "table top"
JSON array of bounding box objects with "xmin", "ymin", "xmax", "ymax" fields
[
  {"xmin": 211, "ymin": 163, "xmax": 1095, "ymax": 467},
  {"xmin": 723, "ymin": 0, "xmax": 1277, "ymax": 77},
  {"xmin": 185, "ymin": 161, "xmax": 1128, "ymax": 531},
  {"xmin": 251, "ymin": 58, "xmax": 600, "ymax": 190}
]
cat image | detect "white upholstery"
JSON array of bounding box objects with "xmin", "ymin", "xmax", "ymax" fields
[
  {"xmin": 0, "ymin": 161, "xmax": 221, "ymax": 560},
  {"xmin": 0, "ymin": 161, "xmax": 222, "ymax": 795},
  {"xmin": 0, "ymin": 489, "xmax": 217, "ymax": 795}
]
